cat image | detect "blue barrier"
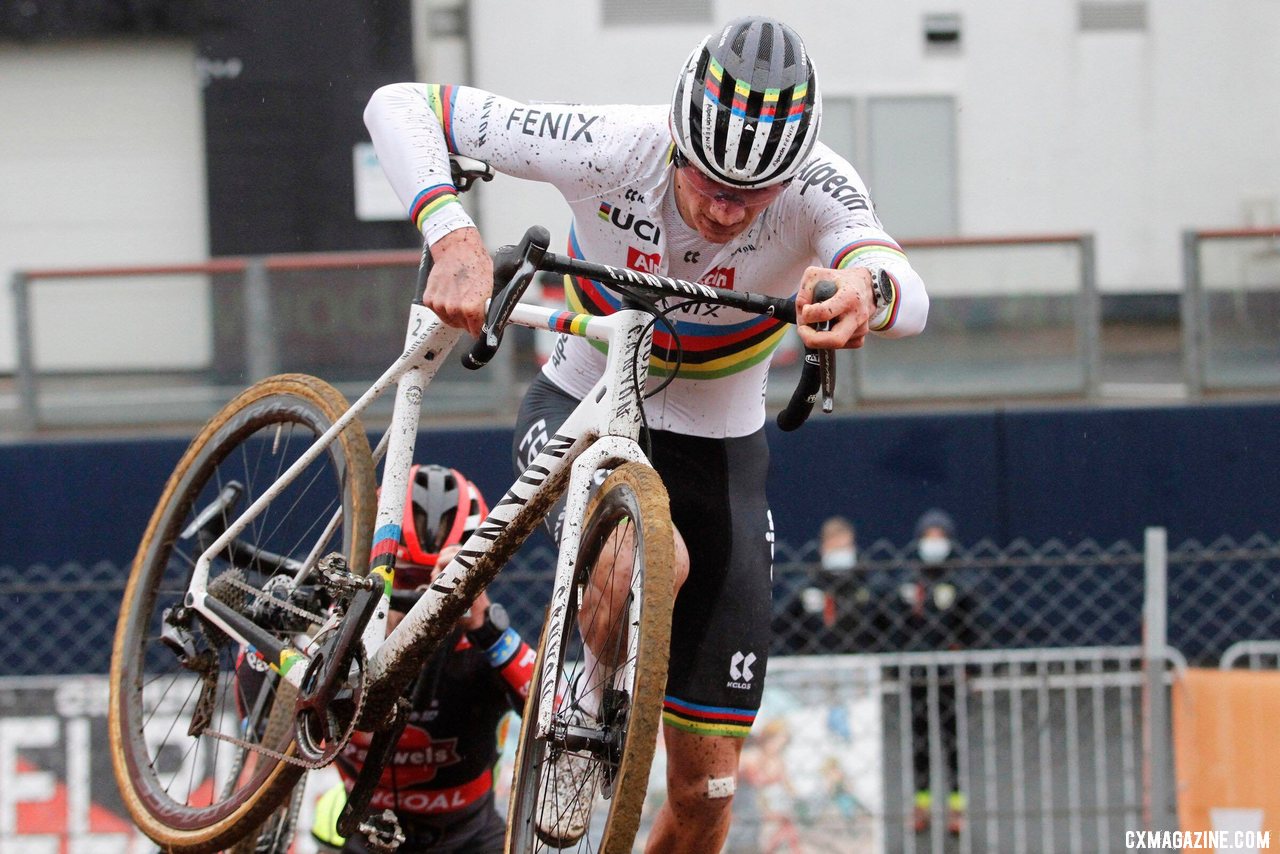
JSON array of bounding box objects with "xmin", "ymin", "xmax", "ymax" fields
[
  {"xmin": 3, "ymin": 401, "xmax": 1277, "ymax": 570},
  {"xmin": 2, "ymin": 401, "xmax": 1276, "ymax": 676}
]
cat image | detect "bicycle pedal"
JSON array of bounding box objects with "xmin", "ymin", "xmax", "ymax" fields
[{"xmin": 358, "ymin": 809, "xmax": 406, "ymax": 852}]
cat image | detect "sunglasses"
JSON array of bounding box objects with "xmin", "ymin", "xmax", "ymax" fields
[{"xmin": 674, "ymin": 152, "xmax": 789, "ymax": 210}]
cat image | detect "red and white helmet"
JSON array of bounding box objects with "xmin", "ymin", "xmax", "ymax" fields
[{"xmin": 395, "ymin": 464, "xmax": 488, "ymax": 586}]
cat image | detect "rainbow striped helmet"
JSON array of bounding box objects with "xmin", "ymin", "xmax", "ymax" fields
[{"xmin": 670, "ymin": 16, "xmax": 822, "ymax": 189}]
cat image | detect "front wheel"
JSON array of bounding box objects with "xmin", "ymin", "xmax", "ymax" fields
[
  {"xmin": 506, "ymin": 463, "xmax": 674, "ymax": 853},
  {"xmin": 108, "ymin": 374, "xmax": 376, "ymax": 853}
]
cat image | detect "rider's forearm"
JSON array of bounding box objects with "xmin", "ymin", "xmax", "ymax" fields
[
  {"xmin": 364, "ymin": 83, "xmax": 476, "ymax": 246},
  {"xmin": 829, "ymin": 249, "xmax": 928, "ymax": 338}
]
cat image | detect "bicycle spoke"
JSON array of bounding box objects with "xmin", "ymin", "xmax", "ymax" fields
[{"xmin": 110, "ymin": 376, "xmax": 373, "ymax": 847}]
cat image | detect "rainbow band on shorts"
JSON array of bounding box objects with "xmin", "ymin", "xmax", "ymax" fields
[{"xmin": 662, "ymin": 695, "xmax": 756, "ymax": 738}]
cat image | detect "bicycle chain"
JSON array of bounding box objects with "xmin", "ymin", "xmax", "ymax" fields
[
  {"xmin": 202, "ymin": 641, "xmax": 367, "ymax": 770},
  {"xmin": 219, "ymin": 572, "xmax": 330, "ymax": 627},
  {"xmin": 204, "ymin": 722, "xmax": 324, "ymax": 769},
  {"xmin": 201, "ymin": 573, "xmax": 367, "ymax": 770}
]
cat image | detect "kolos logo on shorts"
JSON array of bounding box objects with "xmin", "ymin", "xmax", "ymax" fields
[{"xmin": 728, "ymin": 650, "xmax": 756, "ymax": 689}]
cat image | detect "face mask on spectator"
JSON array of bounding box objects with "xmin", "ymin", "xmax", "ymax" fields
[
  {"xmin": 821, "ymin": 547, "xmax": 857, "ymax": 572},
  {"xmin": 918, "ymin": 536, "xmax": 951, "ymax": 565}
]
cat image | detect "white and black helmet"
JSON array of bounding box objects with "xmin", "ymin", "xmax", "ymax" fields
[{"xmin": 670, "ymin": 16, "xmax": 822, "ymax": 189}]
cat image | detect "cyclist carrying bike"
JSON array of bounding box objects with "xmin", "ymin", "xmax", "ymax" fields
[
  {"xmin": 310, "ymin": 465, "xmax": 535, "ymax": 853},
  {"xmin": 364, "ymin": 15, "xmax": 928, "ymax": 852}
]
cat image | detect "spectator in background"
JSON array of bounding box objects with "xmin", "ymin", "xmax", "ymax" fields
[
  {"xmin": 775, "ymin": 516, "xmax": 869, "ymax": 654},
  {"xmin": 900, "ymin": 508, "xmax": 975, "ymax": 836}
]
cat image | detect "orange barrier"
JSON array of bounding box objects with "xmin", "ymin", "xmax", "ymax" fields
[{"xmin": 1173, "ymin": 669, "xmax": 1280, "ymax": 844}]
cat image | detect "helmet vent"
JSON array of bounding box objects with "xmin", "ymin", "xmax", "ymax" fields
[{"xmin": 758, "ymin": 23, "xmax": 774, "ymax": 63}]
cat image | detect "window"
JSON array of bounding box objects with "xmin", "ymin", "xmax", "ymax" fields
[
  {"xmin": 924, "ymin": 13, "xmax": 962, "ymax": 53},
  {"xmin": 1078, "ymin": 1, "xmax": 1147, "ymax": 31},
  {"xmin": 601, "ymin": 0, "xmax": 711, "ymax": 27}
]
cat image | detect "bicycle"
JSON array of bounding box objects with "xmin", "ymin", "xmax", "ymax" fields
[{"xmin": 107, "ymin": 156, "xmax": 837, "ymax": 854}]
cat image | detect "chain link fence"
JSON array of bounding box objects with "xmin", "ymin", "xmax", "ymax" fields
[
  {"xmin": 4, "ymin": 531, "xmax": 1277, "ymax": 853},
  {"xmin": 770, "ymin": 538, "xmax": 1147, "ymax": 656},
  {"xmin": 3, "ymin": 532, "xmax": 1279, "ymax": 677}
]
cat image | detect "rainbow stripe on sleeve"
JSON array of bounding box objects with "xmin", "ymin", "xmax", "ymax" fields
[
  {"xmin": 830, "ymin": 238, "xmax": 906, "ymax": 269},
  {"xmin": 425, "ymin": 84, "xmax": 460, "ymax": 154},
  {"xmin": 411, "ymin": 184, "xmax": 461, "ymax": 232},
  {"xmin": 831, "ymin": 239, "xmax": 906, "ymax": 332},
  {"xmin": 662, "ymin": 695, "xmax": 756, "ymax": 738}
]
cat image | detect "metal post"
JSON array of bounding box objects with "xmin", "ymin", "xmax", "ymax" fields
[
  {"xmin": 1079, "ymin": 234, "xmax": 1101, "ymax": 399},
  {"xmin": 11, "ymin": 272, "xmax": 38, "ymax": 432},
  {"xmin": 1180, "ymin": 231, "xmax": 1204, "ymax": 398},
  {"xmin": 244, "ymin": 259, "xmax": 278, "ymax": 381},
  {"xmin": 1142, "ymin": 526, "xmax": 1173, "ymax": 831}
]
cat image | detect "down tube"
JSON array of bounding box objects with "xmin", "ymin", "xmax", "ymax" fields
[{"xmin": 366, "ymin": 414, "xmax": 592, "ymax": 690}]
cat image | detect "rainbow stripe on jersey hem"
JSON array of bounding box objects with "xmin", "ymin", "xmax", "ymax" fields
[{"xmin": 563, "ymin": 229, "xmax": 788, "ymax": 380}]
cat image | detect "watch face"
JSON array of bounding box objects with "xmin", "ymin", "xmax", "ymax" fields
[{"xmin": 873, "ymin": 270, "xmax": 891, "ymax": 306}]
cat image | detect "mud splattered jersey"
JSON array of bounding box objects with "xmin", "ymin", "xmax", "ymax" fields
[{"xmin": 365, "ymin": 83, "xmax": 927, "ymax": 437}]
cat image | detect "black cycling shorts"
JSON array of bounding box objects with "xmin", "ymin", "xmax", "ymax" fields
[{"xmin": 514, "ymin": 374, "xmax": 772, "ymax": 737}]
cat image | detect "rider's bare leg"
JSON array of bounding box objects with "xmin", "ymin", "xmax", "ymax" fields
[
  {"xmin": 645, "ymin": 727, "xmax": 744, "ymax": 853},
  {"xmin": 577, "ymin": 524, "xmax": 688, "ymax": 713}
]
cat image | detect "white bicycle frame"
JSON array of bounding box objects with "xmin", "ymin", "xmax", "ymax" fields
[{"xmin": 183, "ymin": 290, "xmax": 657, "ymax": 743}]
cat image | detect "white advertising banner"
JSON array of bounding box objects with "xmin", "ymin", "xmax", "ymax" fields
[{"xmin": 2, "ymin": 657, "xmax": 882, "ymax": 853}]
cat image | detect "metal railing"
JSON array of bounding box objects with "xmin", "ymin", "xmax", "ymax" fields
[
  {"xmin": 6, "ymin": 249, "xmax": 522, "ymax": 432},
  {"xmin": 1182, "ymin": 225, "xmax": 1280, "ymax": 396},
  {"xmin": 4, "ymin": 233, "xmax": 1102, "ymax": 433},
  {"xmin": 7, "ymin": 527, "xmax": 1280, "ymax": 851},
  {"xmin": 861, "ymin": 233, "xmax": 1100, "ymax": 401}
]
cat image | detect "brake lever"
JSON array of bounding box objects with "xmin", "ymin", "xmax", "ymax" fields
[
  {"xmin": 775, "ymin": 280, "xmax": 838, "ymax": 432},
  {"xmin": 462, "ymin": 225, "xmax": 550, "ymax": 369}
]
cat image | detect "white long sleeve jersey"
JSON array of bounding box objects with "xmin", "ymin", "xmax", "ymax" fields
[{"xmin": 365, "ymin": 83, "xmax": 928, "ymax": 438}]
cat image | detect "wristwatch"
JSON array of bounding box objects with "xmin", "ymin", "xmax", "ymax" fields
[
  {"xmin": 869, "ymin": 268, "xmax": 894, "ymax": 309},
  {"xmin": 466, "ymin": 602, "xmax": 510, "ymax": 650}
]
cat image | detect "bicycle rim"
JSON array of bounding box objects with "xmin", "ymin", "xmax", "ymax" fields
[
  {"xmin": 507, "ymin": 463, "xmax": 674, "ymax": 854},
  {"xmin": 108, "ymin": 374, "xmax": 375, "ymax": 853}
]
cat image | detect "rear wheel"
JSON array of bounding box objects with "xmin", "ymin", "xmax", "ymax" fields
[
  {"xmin": 108, "ymin": 374, "xmax": 376, "ymax": 853},
  {"xmin": 506, "ymin": 463, "xmax": 674, "ymax": 853}
]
